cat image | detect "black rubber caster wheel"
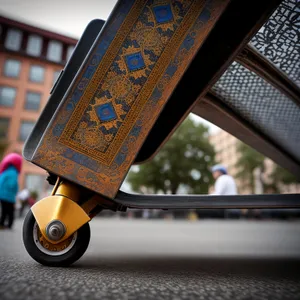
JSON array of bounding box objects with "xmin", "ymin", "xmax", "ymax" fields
[{"xmin": 23, "ymin": 210, "xmax": 90, "ymax": 267}]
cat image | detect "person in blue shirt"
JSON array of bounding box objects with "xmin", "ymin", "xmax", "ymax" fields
[{"xmin": 0, "ymin": 153, "xmax": 23, "ymax": 229}]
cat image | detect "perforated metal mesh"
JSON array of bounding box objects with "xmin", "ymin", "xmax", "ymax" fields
[
  {"xmin": 212, "ymin": 62, "xmax": 300, "ymax": 162},
  {"xmin": 250, "ymin": 0, "xmax": 300, "ymax": 86},
  {"xmin": 212, "ymin": 0, "xmax": 300, "ymax": 162}
]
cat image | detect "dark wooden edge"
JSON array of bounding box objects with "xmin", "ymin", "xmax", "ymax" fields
[
  {"xmin": 192, "ymin": 91, "xmax": 300, "ymax": 179},
  {"xmin": 236, "ymin": 45, "xmax": 300, "ymax": 106}
]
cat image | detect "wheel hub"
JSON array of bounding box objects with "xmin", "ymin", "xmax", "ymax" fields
[
  {"xmin": 46, "ymin": 220, "xmax": 66, "ymax": 241},
  {"xmin": 34, "ymin": 222, "xmax": 77, "ymax": 256}
]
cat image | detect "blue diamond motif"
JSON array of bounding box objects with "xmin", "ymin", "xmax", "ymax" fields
[
  {"xmin": 125, "ymin": 52, "xmax": 145, "ymax": 72},
  {"xmin": 96, "ymin": 103, "xmax": 117, "ymax": 122},
  {"xmin": 153, "ymin": 4, "xmax": 173, "ymax": 24}
]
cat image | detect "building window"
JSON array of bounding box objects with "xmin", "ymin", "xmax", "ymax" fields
[
  {"xmin": 29, "ymin": 65, "xmax": 45, "ymax": 83},
  {"xmin": 0, "ymin": 86, "xmax": 16, "ymax": 107},
  {"xmin": 5, "ymin": 29, "xmax": 22, "ymax": 51},
  {"xmin": 0, "ymin": 118, "xmax": 10, "ymax": 139},
  {"xmin": 66, "ymin": 45, "xmax": 75, "ymax": 61},
  {"xmin": 25, "ymin": 92, "xmax": 41, "ymax": 111},
  {"xmin": 19, "ymin": 121, "xmax": 35, "ymax": 142},
  {"xmin": 26, "ymin": 34, "xmax": 42, "ymax": 56},
  {"xmin": 3, "ymin": 59, "xmax": 21, "ymax": 78},
  {"xmin": 47, "ymin": 40, "xmax": 63, "ymax": 62},
  {"xmin": 25, "ymin": 174, "xmax": 45, "ymax": 198}
]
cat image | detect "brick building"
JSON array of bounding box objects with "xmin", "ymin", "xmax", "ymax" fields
[{"xmin": 0, "ymin": 16, "xmax": 77, "ymax": 197}]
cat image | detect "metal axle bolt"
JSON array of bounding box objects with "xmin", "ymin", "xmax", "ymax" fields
[{"xmin": 46, "ymin": 220, "xmax": 66, "ymax": 241}]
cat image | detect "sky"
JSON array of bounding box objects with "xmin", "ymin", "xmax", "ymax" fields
[
  {"xmin": 0, "ymin": 0, "xmax": 117, "ymax": 38},
  {"xmin": 0, "ymin": 0, "xmax": 220, "ymax": 133}
]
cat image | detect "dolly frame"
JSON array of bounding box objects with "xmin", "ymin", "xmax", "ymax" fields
[{"xmin": 22, "ymin": 0, "xmax": 300, "ymax": 258}]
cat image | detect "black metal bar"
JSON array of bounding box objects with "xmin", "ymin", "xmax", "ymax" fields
[
  {"xmin": 236, "ymin": 45, "xmax": 300, "ymax": 107},
  {"xmin": 114, "ymin": 191, "xmax": 300, "ymax": 209}
]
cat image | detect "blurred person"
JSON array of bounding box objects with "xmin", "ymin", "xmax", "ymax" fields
[
  {"xmin": 28, "ymin": 191, "xmax": 38, "ymax": 207},
  {"xmin": 18, "ymin": 188, "xmax": 30, "ymax": 218},
  {"xmin": 210, "ymin": 165, "xmax": 237, "ymax": 195},
  {"xmin": 0, "ymin": 153, "xmax": 23, "ymax": 229}
]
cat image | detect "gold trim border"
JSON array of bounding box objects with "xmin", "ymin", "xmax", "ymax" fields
[
  {"xmin": 59, "ymin": 0, "xmax": 148, "ymax": 151},
  {"xmin": 59, "ymin": 0, "xmax": 206, "ymax": 166}
]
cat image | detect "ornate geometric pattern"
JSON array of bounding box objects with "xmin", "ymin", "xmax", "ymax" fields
[
  {"xmin": 60, "ymin": 0, "xmax": 207, "ymax": 165},
  {"xmin": 124, "ymin": 52, "xmax": 146, "ymax": 72},
  {"xmin": 32, "ymin": 0, "xmax": 230, "ymax": 198},
  {"xmin": 212, "ymin": 62, "xmax": 300, "ymax": 162},
  {"xmin": 152, "ymin": 4, "xmax": 173, "ymax": 24},
  {"xmin": 250, "ymin": 0, "xmax": 300, "ymax": 87},
  {"xmin": 96, "ymin": 103, "xmax": 117, "ymax": 122}
]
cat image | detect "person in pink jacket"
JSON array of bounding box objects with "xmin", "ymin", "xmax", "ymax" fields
[{"xmin": 0, "ymin": 153, "xmax": 23, "ymax": 229}]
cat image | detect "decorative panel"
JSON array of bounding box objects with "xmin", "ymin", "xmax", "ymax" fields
[{"xmin": 32, "ymin": 0, "xmax": 229, "ymax": 198}]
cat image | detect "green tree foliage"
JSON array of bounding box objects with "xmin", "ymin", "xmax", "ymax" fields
[
  {"xmin": 270, "ymin": 165, "xmax": 299, "ymax": 187},
  {"xmin": 235, "ymin": 142, "xmax": 265, "ymax": 193},
  {"xmin": 127, "ymin": 118, "xmax": 216, "ymax": 194},
  {"xmin": 235, "ymin": 142, "xmax": 299, "ymax": 193}
]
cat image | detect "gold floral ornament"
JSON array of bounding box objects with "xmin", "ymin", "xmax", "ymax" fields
[
  {"xmin": 102, "ymin": 71, "xmax": 136, "ymax": 106},
  {"xmin": 135, "ymin": 27, "xmax": 164, "ymax": 56},
  {"xmin": 74, "ymin": 125, "xmax": 109, "ymax": 151},
  {"xmin": 173, "ymin": 48, "xmax": 188, "ymax": 65},
  {"xmin": 157, "ymin": 73, "xmax": 172, "ymax": 91},
  {"xmin": 104, "ymin": 134, "xmax": 114, "ymax": 143}
]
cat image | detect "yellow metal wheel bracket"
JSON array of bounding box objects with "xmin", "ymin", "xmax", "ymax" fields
[{"xmin": 31, "ymin": 195, "xmax": 90, "ymax": 245}]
